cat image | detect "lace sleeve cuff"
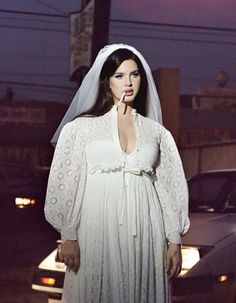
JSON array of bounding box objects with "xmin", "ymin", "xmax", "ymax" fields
[
  {"xmin": 61, "ymin": 227, "xmax": 78, "ymax": 244},
  {"xmin": 167, "ymin": 231, "xmax": 182, "ymax": 244}
]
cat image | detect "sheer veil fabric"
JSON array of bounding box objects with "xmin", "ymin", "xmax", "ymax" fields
[{"xmin": 51, "ymin": 44, "xmax": 163, "ymax": 145}]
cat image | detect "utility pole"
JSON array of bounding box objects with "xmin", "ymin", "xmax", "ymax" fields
[{"xmin": 90, "ymin": 0, "xmax": 111, "ymax": 63}]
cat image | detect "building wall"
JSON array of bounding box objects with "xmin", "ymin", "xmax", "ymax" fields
[
  {"xmin": 154, "ymin": 68, "xmax": 180, "ymax": 143},
  {"xmin": 154, "ymin": 69, "xmax": 236, "ymax": 179},
  {"xmin": 0, "ymin": 99, "xmax": 67, "ymax": 203},
  {"xmin": 179, "ymin": 86, "xmax": 236, "ymax": 178}
]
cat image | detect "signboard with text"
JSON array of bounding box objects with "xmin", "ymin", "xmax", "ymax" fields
[{"xmin": 69, "ymin": 0, "xmax": 94, "ymax": 80}]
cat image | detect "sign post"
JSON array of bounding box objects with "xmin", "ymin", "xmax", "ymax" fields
[{"xmin": 90, "ymin": 0, "xmax": 111, "ymax": 63}]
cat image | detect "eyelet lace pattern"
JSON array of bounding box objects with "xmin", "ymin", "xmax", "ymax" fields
[{"xmin": 44, "ymin": 108, "xmax": 189, "ymax": 303}]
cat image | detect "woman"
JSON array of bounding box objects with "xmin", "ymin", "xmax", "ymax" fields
[{"xmin": 44, "ymin": 44, "xmax": 189, "ymax": 303}]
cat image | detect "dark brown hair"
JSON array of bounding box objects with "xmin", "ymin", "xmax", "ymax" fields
[{"xmin": 78, "ymin": 48, "xmax": 148, "ymax": 117}]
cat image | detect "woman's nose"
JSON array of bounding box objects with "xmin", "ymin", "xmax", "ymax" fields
[{"xmin": 125, "ymin": 76, "xmax": 132, "ymax": 86}]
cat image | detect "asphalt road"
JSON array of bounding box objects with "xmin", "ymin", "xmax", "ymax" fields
[{"xmin": 0, "ymin": 204, "xmax": 58, "ymax": 303}]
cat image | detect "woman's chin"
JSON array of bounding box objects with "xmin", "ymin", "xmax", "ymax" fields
[{"xmin": 122, "ymin": 100, "xmax": 135, "ymax": 106}]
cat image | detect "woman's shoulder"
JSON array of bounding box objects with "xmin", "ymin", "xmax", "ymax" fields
[
  {"xmin": 68, "ymin": 114, "xmax": 106, "ymax": 129},
  {"xmin": 61, "ymin": 117, "xmax": 89, "ymax": 133},
  {"xmin": 138, "ymin": 114, "xmax": 172, "ymax": 140},
  {"xmin": 138, "ymin": 113, "xmax": 164, "ymax": 131}
]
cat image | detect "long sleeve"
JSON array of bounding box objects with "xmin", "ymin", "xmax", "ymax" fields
[
  {"xmin": 44, "ymin": 120, "xmax": 87, "ymax": 243},
  {"xmin": 154, "ymin": 126, "xmax": 190, "ymax": 244}
]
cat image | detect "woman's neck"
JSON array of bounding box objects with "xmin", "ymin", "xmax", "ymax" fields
[{"xmin": 115, "ymin": 102, "xmax": 134, "ymax": 116}]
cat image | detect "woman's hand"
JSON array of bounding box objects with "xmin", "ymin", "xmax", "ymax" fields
[
  {"xmin": 59, "ymin": 240, "xmax": 80, "ymax": 273},
  {"xmin": 165, "ymin": 243, "xmax": 182, "ymax": 280}
]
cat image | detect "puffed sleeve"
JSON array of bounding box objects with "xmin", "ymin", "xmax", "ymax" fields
[
  {"xmin": 154, "ymin": 126, "xmax": 190, "ymax": 244},
  {"xmin": 44, "ymin": 120, "xmax": 87, "ymax": 243}
]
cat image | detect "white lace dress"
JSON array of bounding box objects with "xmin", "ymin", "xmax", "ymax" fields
[{"xmin": 44, "ymin": 106, "xmax": 189, "ymax": 303}]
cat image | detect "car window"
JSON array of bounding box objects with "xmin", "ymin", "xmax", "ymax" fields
[
  {"xmin": 221, "ymin": 182, "xmax": 236, "ymax": 213},
  {"xmin": 189, "ymin": 176, "xmax": 228, "ymax": 212}
]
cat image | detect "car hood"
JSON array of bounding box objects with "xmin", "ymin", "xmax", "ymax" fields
[{"xmin": 182, "ymin": 213, "xmax": 236, "ymax": 246}]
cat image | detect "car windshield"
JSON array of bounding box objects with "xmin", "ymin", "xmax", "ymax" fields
[{"xmin": 189, "ymin": 174, "xmax": 236, "ymax": 213}]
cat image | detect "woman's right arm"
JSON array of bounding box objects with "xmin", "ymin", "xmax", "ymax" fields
[{"xmin": 44, "ymin": 120, "xmax": 87, "ymax": 244}]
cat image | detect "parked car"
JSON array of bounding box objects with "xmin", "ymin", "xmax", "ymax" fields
[{"xmin": 32, "ymin": 169, "xmax": 236, "ymax": 303}]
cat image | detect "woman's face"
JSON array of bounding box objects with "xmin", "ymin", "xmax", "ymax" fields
[{"xmin": 109, "ymin": 59, "xmax": 141, "ymax": 105}]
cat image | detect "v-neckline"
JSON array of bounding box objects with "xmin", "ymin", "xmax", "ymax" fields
[{"xmin": 112, "ymin": 105, "xmax": 138, "ymax": 156}]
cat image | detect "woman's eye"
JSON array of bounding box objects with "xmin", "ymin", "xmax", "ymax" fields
[
  {"xmin": 132, "ymin": 71, "xmax": 140, "ymax": 78},
  {"xmin": 114, "ymin": 74, "xmax": 122, "ymax": 79}
]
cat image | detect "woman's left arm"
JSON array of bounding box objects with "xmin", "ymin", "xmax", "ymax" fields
[{"xmin": 154, "ymin": 126, "xmax": 190, "ymax": 277}]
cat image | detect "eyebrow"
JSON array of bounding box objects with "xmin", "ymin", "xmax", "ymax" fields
[{"xmin": 114, "ymin": 69, "xmax": 139, "ymax": 75}]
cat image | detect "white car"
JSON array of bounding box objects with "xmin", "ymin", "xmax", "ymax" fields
[{"xmin": 32, "ymin": 169, "xmax": 236, "ymax": 303}]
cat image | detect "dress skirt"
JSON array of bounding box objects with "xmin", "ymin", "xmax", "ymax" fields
[{"xmin": 62, "ymin": 171, "xmax": 170, "ymax": 303}]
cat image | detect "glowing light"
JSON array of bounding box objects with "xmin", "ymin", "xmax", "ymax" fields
[
  {"xmin": 40, "ymin": 277, "xmax": 56, "ymax": 286},
  {"xmin": 217, "ymin": 274, "xmax": 229, "ymax": 283},
  {"xmin": 30, "ymin": 199, "xmax": 36, "ymax": 205},
  {"xmin": 17, "ymin": 204, "xmax": 25, "ymax": 209},
  {"xmin": 15, "ymin": 197, "xmax": 36, "ymax": 208},
  {"xmin": 179, "ymin": 269, "xmax": 188, "ymax": 276},
  {"xmin": 179, "ymin": 246, "xmax": 200, "ymax": 276}
]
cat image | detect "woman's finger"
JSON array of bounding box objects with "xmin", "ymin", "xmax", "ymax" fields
[
  {"xmin": 71, "ymin": 264, "xmax": 79, "ymax": 273},
  {"xmin": 74, "ymin": 256, "xmax": 80, "ymax": 267},
  {"xmin": 169, "ymin": 263, "xmax": 178, "ymax": 279},
  {"xmin": 176, "ymin": 264, "xmax": 182, "ymax": 276},
  {"xmin": 170, "ymin": 258, "xmax": 182, "ymax": 279},
  {"xmin": 59, "ymin": 252, "xmax": 65, "ymax": 263},
  {"xmin": 165, "ymin": 254, "xmax": 170, "ymax": 274},
  {"xmin": 68, "ymin": 256, "xmax": 75, "ymax": 269},
  {"xmin": 63, "ymin": 256, "xmax": 69, "ymax": 266}
]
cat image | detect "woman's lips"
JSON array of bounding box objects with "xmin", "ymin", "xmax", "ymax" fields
[{"xmin": 124, "ymin": 90, "xmax": 133, "ymax": 96}]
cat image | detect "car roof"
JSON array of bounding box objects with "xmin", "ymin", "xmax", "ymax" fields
[
  {"xmin": 190, "ymin": 169, "xmax": 236, "ymax": 180},
  {"xmin": 202, "ymin": 168, "xmax": 236, "ymax": 173}
]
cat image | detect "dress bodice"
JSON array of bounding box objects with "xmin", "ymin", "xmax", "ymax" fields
[{"xmin": 85, "ymin": 106, "xmax": 160, "ymax": 179}]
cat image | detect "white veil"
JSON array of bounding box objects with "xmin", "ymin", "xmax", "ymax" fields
[{"xmin": 51, "ymin": 43, "xmax": 162, "ymax": 145}]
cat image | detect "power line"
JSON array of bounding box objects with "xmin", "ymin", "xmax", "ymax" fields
[
  {"xmin": 2, "ymin": 24, "xmax": 234, "ymax": 40},
  {"xmin": 0, "ymin": 80, "xmax": 75, "ymax": 91},
  {"xmin": 0, "ymin": 8, "xmax": 67, "ymax": 18},
  {"xmin": 2, "ymin": 16, "xmax": 234, "ymax": 38},
  {"xmin": 110, "ymin": 33, "xmax": 236, "ymax": 46},
  {"xmin": 0, "ymin": 15, "xmax": 67, "ymax": 24},
  {"xmin": 111, "ymin": 19, "xmax": 236, "ymax": 33},
  {"xmin": 1, "ymin": 14, "xmax": 235, "ymax": 38},
  {"xmin": 33, "ymin": 0, "xmax": 67, "ymax": 15},
  {"xmin": 1, "ymin": 9, "xmax": 236, "ymax": 33},
  {"xmin": 112, "ymin": 24, "xmax": 236, "ymax": 38},
  {"xmin": 2, "ymin": 22, "xmax": 235, "ymax": 43},
  {"xmin": 0, "ymin": 23, "xmax": 68, "ymax": 33}
]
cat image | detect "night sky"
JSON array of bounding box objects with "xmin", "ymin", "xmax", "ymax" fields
[{"xmin": 0, "ymin": 0, "xmax": 235, "ymax": 104}]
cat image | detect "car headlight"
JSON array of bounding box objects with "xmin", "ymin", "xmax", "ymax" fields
[
  {"xmin": 40, "ymin": 277, "xmax": 56, "ymax": 286},
  {"xmin": 15, "ymin": 197, "xmax": 36, "ymax": 208},
  {"xmin": 180, "ymin": 246, "xmax": 201, "ymax": 276}
]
